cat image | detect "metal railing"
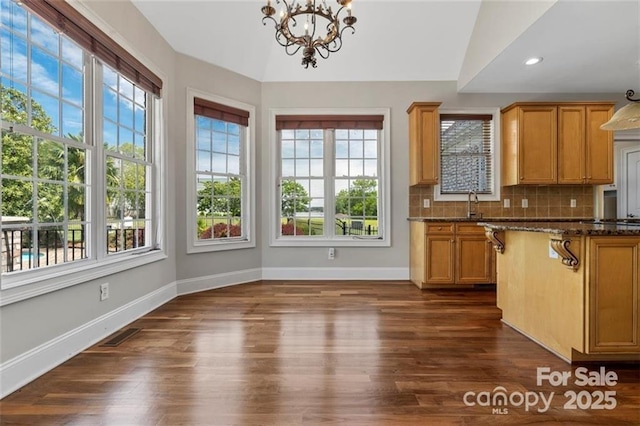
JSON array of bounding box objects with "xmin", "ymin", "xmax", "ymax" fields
[
  {"xmin": 2, "ymin": 228, "xmax": 146, "ymax": 273},
  {"xmin": 2, "ymin": 228, "xmax": 85, "ymax": 273},
  {"xmin": 106, "ymin": 228, "xmax": 146, "ymax": 253},
  {"xmin": 296, "ymin": 219, "xmax": 378, "ymax": 236}
]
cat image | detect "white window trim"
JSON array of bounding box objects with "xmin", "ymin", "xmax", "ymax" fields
[
  {"xmin": 0, "ymin": 0, "xmax": 168, "ymax": 305},
  {"xmin": 433, "ymin": 107, "xmax": 501, "ymax": 202},
  {"xmin": 185, "ymin": 88, "xmax": 256, "ymax": 253},
  {"xmin": 268, "ymin": 107, "xmax": 391, "ymax": 247}
]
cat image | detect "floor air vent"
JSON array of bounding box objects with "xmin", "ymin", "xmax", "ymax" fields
[{"xmin": 100, "ymin": 327, "xmax": 141, "ymax": 347}]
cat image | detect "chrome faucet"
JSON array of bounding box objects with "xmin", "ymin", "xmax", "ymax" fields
[{"xmin": 467, "ymin": 190, "xmax": 479, "ymax": 218}]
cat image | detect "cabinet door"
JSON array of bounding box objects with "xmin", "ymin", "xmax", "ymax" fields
[
  {"xmin": 408, "ymin": 104, "xmax": 440, "ymax": 185},
  {"xmin": 518, "ymin": 106, "xmax": 558, "ymax": 184},
  {"xmin": 585, "ymin": 105, "xmax": 614, "ymax": 184},
  {"xmin": 456, "ymin": 234, "xmax": 493, "ymax": 284},
  {"xmin": 558, "ymin": 106, "xmax": 586, "ymax": 184},
  {"xmin": 587, "ymin": 237, "xmax": 640, "ymax": 353},
  {"xmin": 425, "ymin": 235, "xmax": 455, "ymax": 284}
]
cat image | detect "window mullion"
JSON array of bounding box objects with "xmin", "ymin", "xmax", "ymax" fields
[
  {"xmin": 377, "ymin": 129, "xmax": 383, "ymax": 236},
  {"xmin": 325, "ymin": 129, "xmax": 335, "ymax": 238},
  {"xmin": 93, "ymin": 60, "xmax": 107, "ymax": 260},
  {"xmin": 145, "ymin": 94, "xmax": 153, "ymax": 248}
]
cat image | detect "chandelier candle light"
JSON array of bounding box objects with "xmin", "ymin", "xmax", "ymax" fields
[{"xmin": 262, "ymin": 0, "xmax": 357, "ymax": 68}]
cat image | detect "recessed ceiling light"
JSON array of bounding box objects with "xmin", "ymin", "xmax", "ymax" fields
[{"xmin": 525, "ymin": 57, "xmax": 543, "ymax": 66}]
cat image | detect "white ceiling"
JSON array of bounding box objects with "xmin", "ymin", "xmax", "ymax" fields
[{"xmin": 131, "ymin": 0, "xmax": 640, "ymax": 93}]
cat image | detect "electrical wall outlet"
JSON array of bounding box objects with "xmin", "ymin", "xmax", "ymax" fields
[
  {"xmin": 570, "ymin": 199, "xmax": 577, "ymax": 208},
  {"xmin": 328, "ymin": 247, "xmax": 335, "ymax": 260},
  {"xmin": 521, "ymin": 198, "xmax": 528, "ymax": 208},
  {"xmin": 100, "ymin": 283, "xmax": 109, "ymax": 301},
  {"xmin": 423, "ymin": 199, "xmax": 430, "ymax": 208},
  {"xmin": 503, "ymin": 199, "xmax": 510, "ymax": 208}
]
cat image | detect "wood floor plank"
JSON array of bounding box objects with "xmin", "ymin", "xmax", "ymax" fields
[{"xmin": 1, "ymin": 280, "xmax": 638, "ymax": 425}]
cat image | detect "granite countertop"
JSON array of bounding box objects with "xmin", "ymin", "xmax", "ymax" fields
[
  {"xmin": 479, "ymin": 220, "xmax": 640, "ymax": 236},
  {"xmin": 407, "ymin": 217, "xmax": 594, "ymax": 223}
]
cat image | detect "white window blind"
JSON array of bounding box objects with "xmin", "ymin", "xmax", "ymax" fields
[{"xmin": 440, "ymin": 114, "xmax": 493, "ymax": 194}]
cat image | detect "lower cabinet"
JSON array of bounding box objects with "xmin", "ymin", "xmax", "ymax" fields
[
  {"xmin": 587, "ymin": 237, "xmax": 640, "ymax": 353},
  {"xmin": 410, "ymin": 222, "xmax": 495, "ymax": 288}
]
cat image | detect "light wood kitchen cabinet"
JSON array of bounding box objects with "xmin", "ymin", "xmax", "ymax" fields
[
  {"xmin": 502, "ymin": 104, "xmax": 557, "ymax": 185},
  {"xmin": 502, "ymin": 102, "xmax": 614, "ymax": 186},
  {"xmin": 407, "ymin": 102, "xmax": 441, "ymax": 186},
  {"xmin": 587, "ymin": 237, "xmax": 640, "ymax": 353},
  {"xmin": 456, "ymin": 224, "xmax": 494, "ymax": 285},
  {"xmin": 584, "ymin": 105, "xmax": 615, "ymax": 183},
  {"xmin": 410, "ymin": 222, "xmax": 494, "ymax": 288},
  {"xmin": 424, "ymin": 224, "xmax": 455, "ymax": 285},
  {"xmin": 558, "ymin": 104, "xmax": 615, "ymax": 184}
]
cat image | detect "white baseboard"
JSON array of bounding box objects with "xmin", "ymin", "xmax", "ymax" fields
[
  {"xmin": 176, "ymin": 268, "xmax": 262, "ymax": 296},
  {"xmin": 0, "ymin": 281, "xmax": 177, "ymax": 399},
  {"xmin": 261, "ymin": 267, "xmax": 410, "ymax": 281}
]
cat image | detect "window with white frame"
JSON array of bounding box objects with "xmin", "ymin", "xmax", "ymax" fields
[
  {"xmin": 102, "ymin": 66, "xmax": 153, "ymax": 253},
  {"xmin": 272, "ymin": 113, "xmax": 389, "ymax": 246},
  {"xmin": 187, "ymin": 94, "xmax": 254, "ymax": 252},
  {"xmin": 435, "ymin": 111, "xmax": 500, "ymax": 201},
  {"xmin": 0, "ymin": 0, "xmax": 162, "ymax": 285}
]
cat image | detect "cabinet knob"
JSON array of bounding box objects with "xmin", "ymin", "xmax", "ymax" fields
[
  {"xmin": 520, "ymin": 176, "xmax": 523, "ymax": 180},
  {"xmin": 438, "ymin": 227, "xmax": 442, "ymax": 230}
]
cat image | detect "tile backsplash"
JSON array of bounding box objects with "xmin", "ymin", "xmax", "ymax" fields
[{"xmin": 409, "ymin": 185, "xmax": 595, "ymax": 218}]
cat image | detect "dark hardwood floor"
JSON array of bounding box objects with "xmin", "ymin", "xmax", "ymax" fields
[{"xmin": 1, "ymin": 281, "xmax": 639, "ymax": 425}]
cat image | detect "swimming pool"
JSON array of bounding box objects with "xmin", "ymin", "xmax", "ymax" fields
[{"xmin": 21, "ymin": 252, "xmax": 44, "ymax": 262}]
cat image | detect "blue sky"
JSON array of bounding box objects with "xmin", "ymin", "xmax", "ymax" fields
[{"xmin": 2, "ymin": 1, "xmax": 147, "ymax": 151}]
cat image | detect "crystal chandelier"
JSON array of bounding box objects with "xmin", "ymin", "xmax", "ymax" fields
[{"xmin": 261, "ymin": 0, "xmax": 357, "ymax": 69}]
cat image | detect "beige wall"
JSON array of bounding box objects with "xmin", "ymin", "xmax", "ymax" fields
[{"xmin": 173, "ymin": 54, "xmax": 263, "ymax": 281}]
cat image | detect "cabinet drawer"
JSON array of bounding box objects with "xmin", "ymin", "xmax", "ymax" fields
[
  {"xmin": 425, "ymin": 223, "xmax": 454, "ymax": 234},
  {"xmin": 455, "ymin": 223, "xmax": 485, "ymax": 235}
]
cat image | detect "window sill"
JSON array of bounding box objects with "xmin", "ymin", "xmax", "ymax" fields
[
  {"xmin": 270, "ymin": 237, "xmax": 389, "ymax": 248},
  {"xmin": 0, "ymin": 250, "xmax": 167, "ymax": 307},
  {"xmin": 433, "ymin": 186, "xmax": 501, "ymax": 202},
  {"xmin": 187, "ymin": 239, "xmax": 255, "ymax": 254}
]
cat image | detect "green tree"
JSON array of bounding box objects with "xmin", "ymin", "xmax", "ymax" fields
[
  {"xmin": 119, "ymin": 143, "xmax": 146, "ymax": 218},
  {"xmin": 1, "ymin": 87, "xmax": 55, "ymax": 219},
  {"xmin": 335, "ymin": 179, "xmax": 378, "ymax": 216},
  {"xmin": 281, "ymin": 180, "xmax": 310, "ymax": 220},
  {"xmin": 197, "ymin": 178, "xmax": 241, "ymax": 217},
  {"xmin": 2, "ymin": 87, "xmax": 117, "ymax": 225}
]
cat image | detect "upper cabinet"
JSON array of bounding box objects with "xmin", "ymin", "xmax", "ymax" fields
[
  {"xmin": 501, "ymin": 102, "xmax": 614, "ymax": 186},
  {"xmin": 408, "ymin": 102, "xmax": 441, "ymax": 186}
]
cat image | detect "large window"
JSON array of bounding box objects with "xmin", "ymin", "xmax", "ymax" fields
[
  {"xmin": 271, "ymin": 111, "xmax": 390, "ymax": 246},
  {"xmin": 187, "ymin": 92, "xmax": 255, "ymax": 253},
  {"xmin": 435, "ymin": 110, "xmax": 500, "ymax": 201},
  {"xmin": 1, "ymin": 0, "xmax": 163, "ymax": 289},
  {"xmin": 103, "ymin": 66, "xmax": 152, "ymax": 253}
]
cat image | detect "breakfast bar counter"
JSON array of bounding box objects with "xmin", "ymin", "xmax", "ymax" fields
[{"xmin": 479, "ymin": 221, "xmax": 640, "ymax": 363}]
